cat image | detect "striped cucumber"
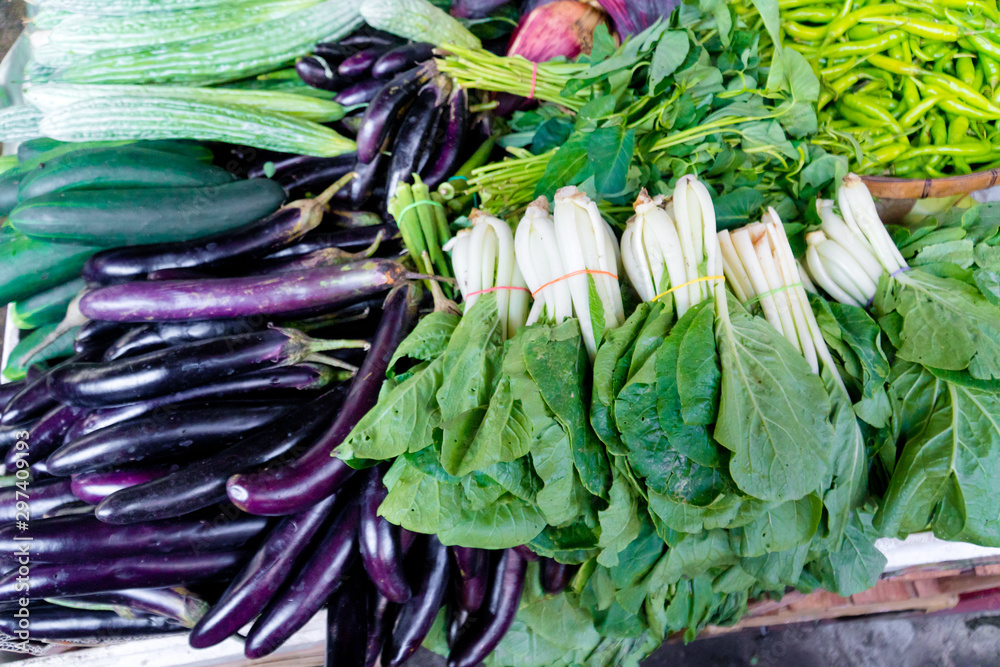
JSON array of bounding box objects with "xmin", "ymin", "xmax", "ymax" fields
[
  {"xmin": 0, "ymin": 106, "xmax": 43, "ymax": 144},
  {"xmin": 51, "ymin": 1, "xmax": 363, "ymax": 86},
  {"xmin": 26, "ymin": 84, "xmax": 346, "ymax": 123},
  {"xmin": 34, "ymin": 0, "xmax": 320, "ymax": 54},
  {"xmin": 29, "ymin": 0, "xmax": 237, "ymax": 15},
  {"xmin": 0, "ymin": 232, "xmax": 98, "ymax": 306},
  {"xmin": 10, "ymin": 278, "xmax": 85, "ymax": 330},
  {"xmin": 10, "ymin": 179, "xmax": 286, "ymax": 247},
  {"xmin": 3, "ymin": 324, "xmax": 79, "ymax": 382},
  {"xmin": 39, "ymin": 97, "xmax": 355, "ymax": 157},
  {"xmin": 18, "ymin": 147, "xmax": 234, "ymax": 201}
]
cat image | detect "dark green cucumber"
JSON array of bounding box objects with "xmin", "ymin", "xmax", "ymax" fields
[
  {"xmin": 18, "ymin": 148, "xmax": 234, "ymax": 201},
  {"xmin": 10, "ymin": 278, "xmax": 86, "ymax": 330},
  {"xmin": 10, "ymin": 179, "xmax": 286, "ymax": 247},
  {"xmin": 3, "ymin": 324, "xmax": 80, "ymax": 381},
  {"xmin": 0, "ymin": 232, "xmax": 98, "ymax": 306},
  {"xmin": 17, "ymin": 138, "xmax": 67, "ymax": 162}
]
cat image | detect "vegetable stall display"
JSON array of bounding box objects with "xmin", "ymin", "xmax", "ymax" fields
[{"xmin": 0, "ymin": 0, "xmax": 998, "ymax": 665}]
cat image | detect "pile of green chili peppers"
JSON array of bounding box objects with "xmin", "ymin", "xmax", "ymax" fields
[{"xmin": 779, "ymin": 0, "xmax": 1000, "ymax": 177}]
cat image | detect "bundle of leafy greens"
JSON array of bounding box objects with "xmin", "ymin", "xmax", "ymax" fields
[{"xmin": 438, "ymin": 0, "xmax": 843, "ymax": 229}]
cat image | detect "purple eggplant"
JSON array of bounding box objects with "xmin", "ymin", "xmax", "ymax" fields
[
  {"xmin": 451, "ymin": 0, "xmax": 512, "ymax": 18},
  {"xmin": 2, "ymin": 374, "xmax": 57, "ymax": 426},
  {"xmin": 386, "ymin": 76, "xmax": 451, "ymax": 204},
  {"xmin": 447, "ymin": 549, "xmax": 527, "ymax": 667},
  {"xmin": 273, "ymin": 155, "xmax": 357, "ymax": 201},
  {"xmin": 451, "ymin": 547, "xmax": 487, "ymax": 581},
  {"xmin": 95, "ymin": 387, "xmax": 346, "ymax": 524},
  {"xmin": 188, "ymin": 493, "xmax": 338, "ymax": 648},
  {"xmin": 71, "ymin": 467, "xmax": 172, "ymax": 504},
  {"xmin": 540, "ymin": 558, "xmax": 575, "ymax": 593},
  {"xmin": 42, "ymin": 501, "xmax": 93, "ymax": 518},
  {"xmin": 75, "ymin": 319, "xmax": 129, "ymax": 347},
  {"xmin": 383, "ymin": 535, "xmax": 450, "ymax": 667},
  {"xmin": 359, "ymin": 466, "xmax": 411, "ymax": 603},
  {"xmin": 64, "ymin": 364, "xmax": 336, "ymax": 439},
  {"xmin": 248, "ymin": 153, "xmax": 325, "ymax": 181},
  {"xmin": 243, "ymin": 502, "xmax": 359, "ymax": 659},
  {"xmin": 103, "ymin": 318, "xmax": 265, "ymax": 361},
  {"xmin": 0, "ymin": 605, "xmax": 185, "ymax": 640},
  {"xmin": 325, "ymin": 566, "xmax": 369, "ymax": 667},
  {"xmin": 82, "ymin": 176, "xmax": 352, "ymax": 285},
  {"xmin": 47, "ymin": 328, "xmax": 363, "ymax": 407},
  {"xmin": 264, "ymin": 225, "xmax": 397, "ymax": 261},
  {"xmin": 4, "ymin": 404, "xmax": 84, "ymax": 470},
  {"xmin": 79, "ymin": 260, "xmax": 414, "ymax": 322},
  {"xmin": 366, "ymin": 590, "xmax": 398, "ymax": 667},
  {"xmin": 456, "ymin": 565, "xmax": 488, "ymax": 614},
  {"xmin": 348, "ymin": 151, "xmax": 387, "ymax": 209},
  {"xmin": 422, "ymin": 89, "xmax": 469, "ymax": 189},
  {"xmin": 339, "ymin": 33, "xmax": 401, "ymax": 50},
  {"xmin": 0, "ymin": 423, "xmax": 33, "ymax": 458},
  {"xmin": 0, "ymin": 381, "xmax": 26, "ymax": 411},
  {"xmin": 146, "ymin": 268, "xmax": 213, "ymax": 281},
  {"xmin": 513, "ymin": 544, "xmax": 540, "ymax": 562},
  {"xmin": 47, "ymin": 587, "xmax": 208, "ymax": 628},
  {"xmin": 0, "ymin": 477, "xmax": 75, "ymax": 523},
  {"xmin": 356, "ymin": 65, "xmax": 432, "ymax": 164},
  {"xmin": 297, "ymin": 55, "xmax": 349, "ymax": 92},
  {"xmin": 372, "ymin": 43, "xmax": 435, "ymax": 79},
  {"xmin": 46, "ymin": 402, "xmax": 294, "ymax": 476},
  {"xmin": 339, "ymin": 46, "xmax": 389, "ymax": 80},
  {"xmin": 226, "ymin": 284, "xmax": 419, "ymax": 516},
  {"xmin": 0, "ymin": 550, "xmax": 247, "ymax": 601},
  {"xmin": 335, "ymin": 79, "xmax": 386, "ymax": 107},
  {"xmin": 0, "ymin": 512, "xmax": 268, "ymax": 563},
  {"xmin": 447, "ymin": 604, "xmax": 470, "ymax": 648}
]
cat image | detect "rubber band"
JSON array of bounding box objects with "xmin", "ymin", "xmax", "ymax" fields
[
  {"xmin": 531, "ymin": 269, "xmax": 618, "ymax": 298},
  {"xmin": 447, "ymin": 176, "xmax": 469, "ymax": 182},
  {"xmin": 397, "ymin": 199, "xmax": 444, "ymax": 221},
  {"xmin": 465, "ymin": 285, "xmax": 531, "ymax": 298},
  {"xmin": 890, "ymin": 266, "xmax": 911, "ymax": 278},
  {"xmin": 743, "ymin": 282, "xmax": 803, "ymax": 308},
  {"xmin": 653, "ymin": 276, "xmax": 724, "ymax": 302},
  {"xmin": 527, "ymin": 62, "xmax": 538, "ymax": 100}
]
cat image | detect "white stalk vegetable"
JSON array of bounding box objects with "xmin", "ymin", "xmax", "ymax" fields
[
  {"xmin": 515, "ymin": 197, "xmax": 573, "ymax": 326},
  {"xmin": 836, "ymin": 174, "xmax": 908, "ymax": 274},
  {"xmin": 816, "ymin": 199, "xmax": 883, "ymax": 282},
  {"xmin": 621, "ymin": 189, "xmax": 689, "ymax": 312}
]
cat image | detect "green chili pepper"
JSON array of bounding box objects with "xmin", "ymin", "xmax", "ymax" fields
[
  {"xmin": 956, "ymin": 55, "xmax": 977, "ymax": 84},
  {"xmin": 901, "ymin": 142, "xmax": 996, "ymax": 158},
  {"xmin": 933, "ymin": 49, "xmax": 958, "ymax": 74},
  {"xmin": 984, "ymin": 56, "xmax": 1000, "ymax": 89},
  {"xmin": 898, "ymin": 94, "xmax": 944, "ymax": 126},
  {"xmin": 902, "ymin": 79, "xmax": 922, "ymax": 109},
  {"xmin": 847, "ymin": 24, "xmax": 883, "ymax": 40},
  {"xmin": 830, "ymin": 71, "xmax": 861, "ymax": 95},
  {"xmin": 909, "ymin": 36, "xmax": 935, "ymax": 61},
  {"xmin": 785, "ymin": 21, "xmax": 830, "ymax": 41},
  {"xmin": 954, "ymin": 157, "xmax": 974, "ymax": 173},
  {"xmin": 930, "ymin": 114, "xmax": 948, "ymax": 145},
  {"xmin": 859, "ymin": 16, "xmax": 962, "ymax": 41},
  {"xmin": 936, "ymin": 0, "xmax": 1000, "ymax": 23},
  {"xmin": 821, "ymin": 57, "xmax": 859, "ymax": 80},
  {"xmin": 897, "ymin": 0, "xmax": 946, "ymax": 19},
  {"xmin": 973, "ymin": 60, "xmax": 985, "ymax": 91},
  {"xmin": 868, "ymin": 143, "xmax": 910, "ymax": 164},
  {"xmin": 820, "ymin": 30, "xmax": 908, "ymax": 58},
  {"xmin": 837, "ymin": 103, "xmax": 884, "ymax": 127},
  {"xmin": 784, "ymin": 6, "xmax": 840, "ymax": 21},
  {"xmin": 825, "ymin": 3, "xmax": 907, "ymax": 40},
  {"xmin": 842, "ymin": 93, "xmax": 905, "ymax": 132},
  {"xmin": 871, "ymin": 53, "xmax": 1000, "ymax": 114},
  {"xmin": 948, "ymin": 114, "xmax": 971, "ymax": 143}
]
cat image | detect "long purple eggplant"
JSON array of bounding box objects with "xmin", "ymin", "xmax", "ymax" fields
[
  {"xmin": 0, "ymin": 605, "xmax": 185, "ymax": 640},
  {"xmin": 0, "ymin": 550, "xmax": 246, "ymax": 601},
  {"xmin": 46, "ymin": 402, "xmax": 294, "ymax": 476},
  {"xmin": 359, "ymin": 466, "xmax": 411, "ymax": 603},
  {"xmin": 243, "ymin": 502, "xmax": 359, "ymax": 659},
  {"xmin": 71, "ymin": 467, "xmax": 172, "ymax": 504},
  {"xmin": 0, "ymin": 423, "xmax": 33, "ymax": 458},
  {"xmin": 65, "ymin": 364, "xmax": 336, "ymax": 440},
  {"xmin": 297, "ymin": 55, "xmax": 349, "ymax": 92},
  {"xmin": 263, "ymin": 225, "xmax": 397, "ymax": 261},
  {"xmin": 74, "ymin": 319, "xmax": 129, "ymax": 348},
  {"xmin": 339, "ymin": 46, "xmax": 388, "ymax": 79},
  {"xmin": 455, "ymin": 564, "xmax": 488, "ymax": 614},
  {"xmin": 356, "ymin": 65, "xmax": 432, "ymax": 164},
  {"xmin": 0, "ymin": 512, "xmax": 268, "ymax": 563},
  {"xmin": 47, "ymin": 328, "xmax": 363, "ymax": 407},
  {"xmin": 335, "ymin": 79, "xmax": 386, "ymax": 107},
  {"xmin": 540, "ymin": 558, "xmax": 575, "ymax": 593},
  {"xmin": 146, "ymin": 268, "xmax": 212, "ymax": 281},
  {"xmin": 366, "ymin": 590, "xmax": 398, "ymax": 667},
  {"xmin": 96, "ymin": 388, "xmax": 346, "ymax": 524},
  {"xmin": 422, "ymin": 89, "xmax": 469, "ymax": 189},
  {"xmin": 82, "ymin": 176, "xmax": 353, "ymax": 284},
  {"xmin": 447, "ymin": 549, "xmax": 527, "ymax": 667},
  {"xmin": 383, "ymin": 535, "xmax": 450, "ymax": 667},
  {"xmin": 513, "ymin": 544, "xmax": 540, "ymax": 562},
  {"xmin": 79, "ymin": 260, "xmax": 414, "ymax": 322},
  {"xmin": 325, "ymin": 566, "xmax": 369, "ymax": 667},
  {"xmin": 47, "ymin": 587, "xmax": 208, "ymax": 628},
  {"xmin": 4, "ymin": 404, "xmax": 84, "ymax": 470},
  {"xmin": 0, "ymin": 477, "xmax": 75, "ymax": 524},
  {"xmin": 372, "ymin": 43, "xmax": 435, "ymax": 79},
  {"xmin": 274, "ymin": 155, "xmax": 356, "ymax": 200},
  {"xmin": 0, "ymin": 381, "xmax": 26, "ymax": 411},
  {"xmin": 450, "ymin": 547, "xmax": 487, "ymax": 581},
  {"xmin": 385, "ymin": 76, "xmax": 451, "ymax": 204},
  {"xmin": 188, "ymin": 493, "xmax": 338, "ymax": 649},
  {"xmin": 103, "ymin": 318, "xmax": 265, "ymax": 361},
  {"xmin": 348, "ymin": 151, "xmax": 387, "ymax": 209},
  {"xmin": 227, "ymin": 283, "xmax": 419, "ymax": 516},
  {"xmin": 42, "ymin": 501, "xmax": 93, "ymax": 518},
  {"xmin": 2, "ymin": 373, "xmax": 57, "ymax": 426},
  {"xmin": 451, "ymin": 0, "xmax": 512, "ymax": 17}
]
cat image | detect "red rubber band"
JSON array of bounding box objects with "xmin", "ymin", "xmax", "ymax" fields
[
  {"xmin": 527, "ymin": 62, "xmax": 538, "ymax": 100},
  {"xmin": 530, "ymin": 269, "xmax": 618, "ymax": 298},
  {"xmin": 465, "ymin": 285, "xmax": 531, "ymax": 298}
]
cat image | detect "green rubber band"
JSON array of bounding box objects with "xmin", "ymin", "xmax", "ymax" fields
[
  {"xmin": 743, "ymin": 282, "xmax": 804, "ymax": 308},
  {"xmin": 398, "ymin": 198, "xmax": 445, "ymax": 221}
]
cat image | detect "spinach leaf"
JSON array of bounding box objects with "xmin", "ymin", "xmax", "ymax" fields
[
  {"xmin": 729, "ymin": 495, "xmax": 822, "ymax": 558},
  {"xmin": 805, "ymin": 513, "xmax": 885, "ymax": 596},
  {"xmin": 591, "ymin": 304, "xmax": 652, "ymax": 452}
]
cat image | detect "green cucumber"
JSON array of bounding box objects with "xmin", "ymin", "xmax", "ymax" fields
[
  {"xmin": 10, "ymin": 178, "xmax": 286, "ymax": 246},
  {"xmin": 18, "ymin": 147, "xmax": 234, "ymax": 201},
  {"xmin": 0, "ymin": 232, "xmax": 98, "ymax": 306},
  {"xmin": 3, "ymin": 324, "xmax": 79, "ymax": 382},
  {"xmin": 17, "ymin": 137, "xmax": 70, "ymax": 162},
  {"xmin": 9, "ymin": 278, "xmax": 86, "ymax": 330}
]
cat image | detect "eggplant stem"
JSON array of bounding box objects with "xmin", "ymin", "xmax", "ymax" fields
[
  {"xmin": 305, "ymin": 353, "xmax": 359, "ymax": 373},
  {"xmin": 313, "ymin": 171, "xmax": 358, "ymax": 207},
  {"xmin": 309, "ymin": 339, "xmax": 371, "ymax": 352}
]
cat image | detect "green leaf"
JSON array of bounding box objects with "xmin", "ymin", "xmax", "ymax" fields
[
  {"xmin": 535, "ymin": 133, "xmax": 591, "ymax": 199},
  {"xmin": 591, "ymin": 305, "xmax": 652, "ymax": 452},
  {"xmin": 715, "ymin": 295, "xmax": 833, "ymax": 502},
  {"xmin": 437, "ymin": 495, "xmax": 547, "ymax": 549},
  {"xmin": 588, "ymin": 127, "xmax": 635, "ymax": 198},
  {"xmin": 713, "ymin": 187, "xmax": 765, "ymax": 231},
  {"xmin": 596, "ymin": 468, "xmax": 642, "ymax": 567},
  {"xmin": 387, "ymin": 310, "xmax": 460, "ymax": 377},
  {"xmin": 807, "ymin": 514, "xmax": 886, "ymax": 596},
  {"xmin": 650, "ymin": 31, "xmax": 690, "ymax": 88},
  {"xmin": 532, "ymin": 423, "xmax": 587, "ymax": 526},
  {"xmin": 730, "ymin": 495, "xmax": 822, "ymax": 557},
  {"xmin": 586, "ymin": 274, "xmax": 608, "ymax": 354},
  {"xmin": 647, "ymin": 490, "xmax": 742, "ymax": 533},
  {"xmin": 677, "ymin": 299, "xmax": 721, "ymax": 425},
  {"xmin": 740, "ymin": 544, "xmax": 810, "ymax": 590},
  {"xmin": 974, "ymin": 269, "xmax": 1000, "ymax": 309}
]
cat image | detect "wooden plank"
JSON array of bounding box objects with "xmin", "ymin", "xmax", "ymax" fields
[{"xmin": 714, "ymin": 594, "xmax": 961, "ymax": 631}]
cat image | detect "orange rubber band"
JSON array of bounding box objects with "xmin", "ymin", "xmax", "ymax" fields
[
  {"xmin": 531, "ymin": 269, "xmax": 618, "ymax": 298},
  {"xmin": 465, "ymin": 285, "xmax": 531, "ymax": 298},
  {"xmin": 527, "ymin": 62, "xmax": 538, "ymax": 100}
]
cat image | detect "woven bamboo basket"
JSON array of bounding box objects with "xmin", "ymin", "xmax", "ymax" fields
[{"xmin": 861, "ymin": 168, "xmax": 1000, "ymax": 200}]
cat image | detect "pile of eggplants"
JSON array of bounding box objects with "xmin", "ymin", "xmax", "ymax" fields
[{"xmin": 292, "ymin": 32, "xmax": 473, "ymax": 209}]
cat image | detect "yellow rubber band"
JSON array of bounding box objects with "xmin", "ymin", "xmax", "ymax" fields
[
  {"xmin": 743, "ymin": 282, "xmax": 804, "ymax": 308},
  {"xmin": 653, "ymin": 275, "xmax": 725, "ymax": 303}
]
